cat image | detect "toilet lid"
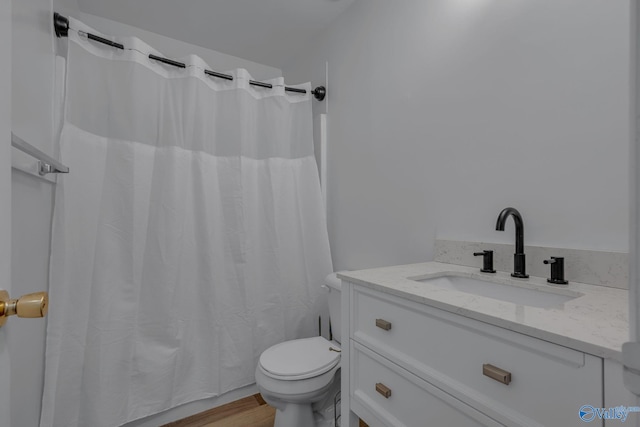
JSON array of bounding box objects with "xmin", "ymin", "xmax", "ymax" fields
[{"xmin": 260, "ymin": 336, "xmax": 340, "ymax": 380}]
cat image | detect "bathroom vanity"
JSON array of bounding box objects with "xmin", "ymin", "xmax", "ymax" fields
[{"xmin": 338, "ymin": 263, "xmax": 632, "ymax": 427}]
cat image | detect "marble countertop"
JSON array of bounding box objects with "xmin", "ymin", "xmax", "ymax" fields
[{"xmin": 338, "ymin": 262, "xmax": 629, "ymax": 361}]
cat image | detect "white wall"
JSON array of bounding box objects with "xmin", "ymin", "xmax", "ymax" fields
[
  {"xmin": 283, "ymin": 0, "xmax": 632, "ymax": 271},
  {"xmin": 10, "ymin": 0, "xmax": 56, "ymax": 425},
  {"xmin": 632, "ymin": 0, "xmax": 639, "ymax": 359},
  {"xmin": 54, "ymin": 0, "xmax": 79, "ymax": 16},
  {"xmin": 0, "ymin": 0, "xmax": 11, "ymax": 425}
]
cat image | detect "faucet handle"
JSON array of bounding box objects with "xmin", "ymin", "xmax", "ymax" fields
[
  {"xmin": 473, "ymin": 250, "xmax": 496, "ymax": 273},
  {"xmin": 543, "ymin": 257, "xmax": 568, "ymax": 285}
]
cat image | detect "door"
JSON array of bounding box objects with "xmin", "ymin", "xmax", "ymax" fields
[{"xmin": 0, "ymin": 0, "xmax": 11, "ymax": 425}]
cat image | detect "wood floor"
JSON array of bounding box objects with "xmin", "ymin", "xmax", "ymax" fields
[
  {"xmin": 161, "ymin": 394, "xmax": 275, "ymax": 427},
  {"xmin": 162, "ymin": 393, "xmax": 370, "ymax": 427}
]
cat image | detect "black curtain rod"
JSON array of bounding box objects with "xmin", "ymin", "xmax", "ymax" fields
[
  {"xmin": 87, "ymin": 33, "xmax": 124, "ymax": 50},
  {"xmin": 53, "ymin": 12, "xmax": 327, "ymax": 101},
  {"xmin": 149, "ymin": 53, "xmax": 185, "ymax": 68}
]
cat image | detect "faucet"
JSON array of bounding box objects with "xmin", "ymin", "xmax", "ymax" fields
[{"xmin": 495, "ymin": 207, "xmax": 529, "ymax": 278}]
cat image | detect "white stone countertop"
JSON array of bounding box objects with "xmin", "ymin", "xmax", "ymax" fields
[{"xmin": 337, "ymin": 262, "xmax": 629, "ymax": 362}]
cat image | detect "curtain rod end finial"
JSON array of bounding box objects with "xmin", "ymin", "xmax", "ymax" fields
[
  {"xmin": 313, "ymin": 86, "xmax": 326, "ymax": 101},
  {"xmin": 54, "ymin": 12, "xmax": 69, "ymax": 38}
]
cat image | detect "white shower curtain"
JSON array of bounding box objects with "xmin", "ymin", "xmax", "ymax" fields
[{"xmin": 41, "ymin": 18, "xmax": 332, "ymax": 427}]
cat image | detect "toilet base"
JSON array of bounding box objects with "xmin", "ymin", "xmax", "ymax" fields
[
  {"xmin": 273, "ymin": 402, "xmax": 315, "ymax": 427},
  {"xmin": 256, "ymin": 363, "xmax": 340, "ymax": 427}
]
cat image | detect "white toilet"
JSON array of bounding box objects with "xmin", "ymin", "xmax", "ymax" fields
[{"xmin": 255, "ymin": 273, "xmax": 342, "ymax": 427}]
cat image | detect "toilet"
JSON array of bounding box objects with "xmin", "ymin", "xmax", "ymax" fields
[{"xmin": 255, "ymin": 273, "xmax": 342, "ymax": 427}]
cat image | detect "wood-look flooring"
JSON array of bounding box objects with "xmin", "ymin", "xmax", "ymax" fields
[
  {"xmin": 162, "ymin": 393, "xmax": 370, "ymax": 427},
  {"xmin": 161, "ymin": 394, "xmax": 274, "ymax": 427}
]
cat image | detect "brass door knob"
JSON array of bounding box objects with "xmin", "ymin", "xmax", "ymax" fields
[{"xmin": 0, "ymin": 290, "xmax": 48, "ymax": 326}]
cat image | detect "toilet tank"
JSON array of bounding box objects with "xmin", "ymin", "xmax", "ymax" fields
[{"xmin": 325, "ymin": 273, "xmax": 342, "ymax": 344}]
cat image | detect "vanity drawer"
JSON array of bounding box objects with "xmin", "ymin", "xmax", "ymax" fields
[
  {"xmin": 351, "ymin": 341, "xmax": 504, "ymax": 427},
  {"xmin": 351, "ymin": 285, "xmax": 603, "ymax": 427}
]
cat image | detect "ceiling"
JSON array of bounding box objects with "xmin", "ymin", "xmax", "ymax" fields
[{"xmin": 76, "ymin": 0, "xmax": 357, "ymax": 68}]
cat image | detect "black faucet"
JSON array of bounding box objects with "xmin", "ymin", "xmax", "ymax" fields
[
  {"xmin": 473, "ymin": 250, "xmax": 496, "ymax": 273},
  {"xmin": 543, "ymin": 257, "xmax": 568, "ymax": 285},
  {"xmin": 495, "ymin": 207, "xmax": 529, "ymax": 278}
]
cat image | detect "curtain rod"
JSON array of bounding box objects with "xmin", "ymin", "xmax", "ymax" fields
[{"xmin": 53, "ymin": 12, "xmax": 327, "ymax": 101}]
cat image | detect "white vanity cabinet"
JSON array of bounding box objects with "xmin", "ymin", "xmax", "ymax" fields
[
  {"xmin": 604, "ymin": 359, "xmax": 638, "ymax": 426},
  {"xmin": 341, "ymin": 282, "xmax": 604, "ymax": 427}
]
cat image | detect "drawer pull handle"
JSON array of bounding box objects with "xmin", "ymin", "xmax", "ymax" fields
[
  {"xmin": 483, "ymin": 364, "xmax": 511, "ymax": 385},
  {"xmin": 376, "ymin": 318, "xmax": 392, "ymax": 331},
  {"xmin": 375, "ymin": 382, "xmax": 392, "ymax": 398}
]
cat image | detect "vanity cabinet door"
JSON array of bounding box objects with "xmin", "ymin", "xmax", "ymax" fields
[
  {"xmin": 604, "ymin": 359, "xmax": 638, "ymax": 426},
  {"xmin": 351, "ymin": 341, "xmax": 505, "ymax": 427}
]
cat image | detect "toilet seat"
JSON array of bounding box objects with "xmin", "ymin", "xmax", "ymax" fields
[{"xmin": 259, "ymin": 336, "xmax": 340, "ymax": 381}]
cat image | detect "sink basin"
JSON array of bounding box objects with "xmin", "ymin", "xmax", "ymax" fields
[{"xmin": 413, "ymin": 275, "xmax": 582, "ymax": 309}]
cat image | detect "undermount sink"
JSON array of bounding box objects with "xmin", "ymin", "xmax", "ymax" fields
[{"xmin": 412, "ymin": 275, "xmax": 582, "ymax": 309}]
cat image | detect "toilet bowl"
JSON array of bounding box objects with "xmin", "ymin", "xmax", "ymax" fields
[{"xmin": 255, "ymin": 273, "xmax": 342, "ymax": 427}]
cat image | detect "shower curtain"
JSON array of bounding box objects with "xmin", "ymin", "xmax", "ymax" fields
[{"xmin": 40, "ymin": 18, "xmax": 332, "ymax": 427}]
